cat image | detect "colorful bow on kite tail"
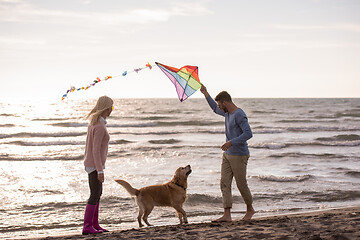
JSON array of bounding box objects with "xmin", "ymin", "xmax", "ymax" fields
[
  {"xmin": 155, "ymin": 62, "xmax": 202, "ymax": 102},
  {"xmin": 61, "ymin": 63, "xmax": 153, "ymax": 100}
]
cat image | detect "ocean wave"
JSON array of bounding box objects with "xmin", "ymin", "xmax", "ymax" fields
[
  {"xmin": 50, "ymin": 122, "xmax": 88, "ymax": 127},
  {"xmin": 335, "ymin": 111, "xmax": 360, "ymax": 118},
  {"xmin": 0, "ymin": 113, "xmax": 18, "ymax": 117},
  {"xmin": 148, "ymin": 139, "xmax": 181, "ymax": 144},
  {"xmin": 3, "ymin": 139, "xmax": 131, "ymax": 146},
  {"xmin": 155, "ymin": 120, "xmax": 223, "ymax": 127},
  {"xmin": 251, "ymin": 143, "xmax": 288, "ymax": 149},
  {"xmin": 109, "ymin": 123, "xmax": 159, "ymax": 128},
  {"xmin": 16, "ymin": 197, "xmax": 131, "ymax": 213},
  {"xmin": 52, "ymin": 122, "xmax": 160, "ymax": 128},
  {"xmin": 252, "ymin": 129, "xmax": 284, "ymax": 134},
  {"xmin": 139, "ymin": 116, "xmax": 174, "ymax": 120},
  {"xmin": 313, "ymin": 109, "xmax": 360, "ymax": 119},
  {"xmin": 22, "ymin": 189, "xmax": 64, "ymax": 195},
  {"xmin": 32, "ymin": 117, "xmax": 73, "ymax": 122},
  {"xmin": 191, "ymin": 129, "xmax": 224, "ymax": 134},
  {"xmin": 311, "ymin": 141, "xmax": 360, "ymax": 147},
  {"xmin": 316, "ymin": 134, "xmax": 360, "ymax": 142},
  {"xmin": 0, "ymin": 132, "xmax": 86, "ymax": 139},
  {"xmin": 255, "ymin": 190, "xmax": 360, "ymax": 202},
  {"xmin": 100, "ymin": 196, "xmax": 138, "ymax": 211},
  {"xmin": 0, "ymin": 154, "xmax": 84, "ymax": 161},
  {"xmin": 96, "ymin": 196, "xmax": 133, "ymax": 205},
  {"xmin": 251, "ymin": 174, "xmax": 313, "ymax": 182},
  {"xmin": 251, "ymin": 140, "xmax": 360, "ymax": 149},
  {"xmin": 112, "ymin": 139, "xmax": 133, "ymax": 144},
  {"xmin": 21, "ymin": 201, "xmax": 83, "ymax": 211},
  {"xmin": 112, "ymin": 129, "xmax": 224, "ymax": 136},
  {"xmin": 186, "ymin": 194, "xmax": 221, "ymax": 204},
  {"xmin": 113, "ymin": 130, "xmax": 181, "ymax": 136},
  {"xmin": 269, "ymin": 152, "xmax": 346, "ymax": 159},
  {"xmin": 287, "ymin": 126, "xmax": 360, "ymax": 132},
  {"xmin": 50, "ymin": 120, "xmax": 222, "ymax": 128},
  {"xmin": 345, "ymin": 170, "xmax": 360, "ymax": 178},
  {"xmin": 133, "ymin": 146, "xmax": 163, "ymax": 152},
  {"xmin": 186, "ymin": 193, "xmax": 242, "ymax": 205},
  {"xmin": 252, "ymin": 125, "xmax": 282, "ymax": 131},
  {"xmin": 251, "ymin": 125, "xmax": 360, "ymax": 134},
  {"xmin": 308, "ymin": 190, "xmax": 360, "ymax": 202},
  {"xmin": 276, "ymin": 119, "xmax": 315, "ymax": 123},
  {"xmin": 251, "ymin": 110, "xmax": 281, "ymax": 114},
  {"xmin": 0, "ymin": 124, "xmax": 15, "ymax": 128},
  {"xmin": 0, "ymin": 223, "xmax": 82, "ymax": 234},
  {"xmin": 253, "ymin": 193, "xmax": 284, "ymax": 200},
  {"xmin": 5, "ymin": 140, "xmax": 84, "ymax": 146}
]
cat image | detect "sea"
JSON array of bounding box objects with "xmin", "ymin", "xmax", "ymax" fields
[{"xmin": 0, "ymin": 98, "xmax": 359, "ymax": 239}]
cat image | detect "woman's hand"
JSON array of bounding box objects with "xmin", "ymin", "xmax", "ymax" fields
[{"xmin": 98, "ymin": 173, "xmax": 104, "ymax": 183}]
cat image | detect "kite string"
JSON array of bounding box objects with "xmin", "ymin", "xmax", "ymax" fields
[{"xmin": 61, "ymin": 62, "xmax": 153, "ymax": 100}]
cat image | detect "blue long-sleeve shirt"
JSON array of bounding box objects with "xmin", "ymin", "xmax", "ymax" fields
[{"xmin": 206, "ymin": 96, "xmax": 252, "ymax": 156}]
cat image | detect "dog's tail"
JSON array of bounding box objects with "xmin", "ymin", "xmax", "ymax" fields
[{"xmin": 115, "ymin": 179, "xmax": 140, "ymax": 196}]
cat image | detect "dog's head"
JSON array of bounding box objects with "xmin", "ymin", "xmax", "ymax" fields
[
  {"xmin": 172, "ymin": 165, "xmax": 192, "ymax": 188},
  {"xmin": 177, "ymin": 165, "xmax": 192, "ymax": 177}
]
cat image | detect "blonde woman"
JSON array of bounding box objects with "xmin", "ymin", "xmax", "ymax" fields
[{"xmin": 82, "ymin": 96, "xmax": 113, "ymax": 235}]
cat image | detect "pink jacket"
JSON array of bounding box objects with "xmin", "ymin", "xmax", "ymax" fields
[{"xmin": 83, "ymin": 119, "xmax": 110, "ymax": 172}]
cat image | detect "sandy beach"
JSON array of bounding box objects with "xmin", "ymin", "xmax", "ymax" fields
[{"xmin": 25, "ymin": 206, "xmax": 359, "ymax": 240}]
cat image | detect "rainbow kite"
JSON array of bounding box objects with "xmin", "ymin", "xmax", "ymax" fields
[
  {"xmin": 155, "ymin": 62, "xmax": 202, "ymax": 102},
  {"xmin": 61, "ymin": 62, "xmax": 202, "ymax": 102}
]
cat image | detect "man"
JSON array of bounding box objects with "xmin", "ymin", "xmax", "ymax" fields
[{"xmin": 200, "ymin": 85, "xmax": 255, "ymax": 221}]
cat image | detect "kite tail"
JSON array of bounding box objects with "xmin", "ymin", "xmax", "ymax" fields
[{"xmin": 61, "ymin": 62, "xmax": 153, "ymax": 100}]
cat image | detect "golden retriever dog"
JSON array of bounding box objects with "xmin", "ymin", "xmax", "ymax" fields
[{"xmin": 115, "ymin": 165, "xmax": 192, "ymax": 227}]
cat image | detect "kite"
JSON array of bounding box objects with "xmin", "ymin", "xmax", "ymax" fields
[
  {"xmin": 61, "ymin": 62, "xmax": 202, "ymax": 102},
  {"xmin": 61, "ymin": 63, "xmax": 153, "ymax": 100},
  {"xmin": 155, "ymin": 62, "xmax": 202, "ymax": 102}
]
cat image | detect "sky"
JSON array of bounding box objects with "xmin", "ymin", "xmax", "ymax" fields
[{"xmin": 0, "ymin": 0, "xmax": 359, "ymax": 101}]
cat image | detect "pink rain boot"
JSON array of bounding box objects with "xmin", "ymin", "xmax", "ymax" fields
[
  {"xmin": 82, "ymin": 204, "xmax": 103, "ymax": 235},
  {"xmin": 93, "ymin": 202, "xmax": 109, "ymax": 232}
]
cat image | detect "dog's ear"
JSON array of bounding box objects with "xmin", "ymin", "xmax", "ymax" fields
[{"xmin": 173, "ymin": 168, "xmax": 181, "ymax": 183}]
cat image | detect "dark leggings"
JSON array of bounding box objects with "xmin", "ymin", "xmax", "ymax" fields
[{"xmin": 87, "ymin": 171, "xmax": 102, "ymax": 205}]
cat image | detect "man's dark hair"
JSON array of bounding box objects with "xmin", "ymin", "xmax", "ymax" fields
[{"xmin": 215, "ymin": 91, "xmax": 232, "ymax": 102}]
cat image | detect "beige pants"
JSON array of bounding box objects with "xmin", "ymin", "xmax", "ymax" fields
[{"xmin": 221, "ymin": 153, "xmax": 253, "ymax": 208}]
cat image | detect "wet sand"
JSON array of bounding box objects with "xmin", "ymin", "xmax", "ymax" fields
[{"xmin": 31, "ymin": 206, "xmax": 359, "ymax": 240}]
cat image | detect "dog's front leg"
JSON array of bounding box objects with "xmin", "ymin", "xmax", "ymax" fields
[
  {"xmin": 174, "ymin": 205, "xmax": 188, "ymax": 224},
  {"xmin": 176, "ymin": 210, "xmax": 184, "ymax": 224}
]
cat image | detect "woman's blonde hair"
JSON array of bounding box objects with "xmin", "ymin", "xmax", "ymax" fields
[{"xmin": 86, "ymin": 96, "xmax": 113, "ymax": 125}]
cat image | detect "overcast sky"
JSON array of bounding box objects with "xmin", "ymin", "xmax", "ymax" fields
[{"xmin": 1, "ymin": 0, "xmax": 359, "ymax": 101}]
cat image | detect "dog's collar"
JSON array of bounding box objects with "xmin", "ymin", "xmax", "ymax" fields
[{"xmin": 172, "ymin": 181, "xmax": 186, "ymax": 190}]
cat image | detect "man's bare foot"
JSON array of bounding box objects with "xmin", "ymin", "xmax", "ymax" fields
[
  {"xmin": 242, "ymin": 209, "xmax": 255, "ymax": 220},
  {"xmin": 211, "ymin": 215, "xmax": 232, "ymax": 222}
]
